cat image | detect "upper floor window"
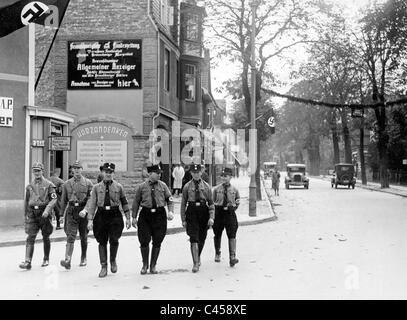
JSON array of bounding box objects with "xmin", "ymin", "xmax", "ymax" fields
[
  {"xmin": 186, "ymin": 14, "xmax": 199, "ymax": 41},
  {"xmin": 185, "ymin": 64, "xmax": 196, "ymax": 101},
  {"xmin": 161, "ymin": 0, "xmax": 174, "ymax": 26},
  {"xmin": 164, "ymin": 48, "xmax": 170, "ymax": 92}
]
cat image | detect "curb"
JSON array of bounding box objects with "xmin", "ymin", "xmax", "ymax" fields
[
  {"xmin": 0, "ymin": 218, "xmax": 276, "ymax": 249},
  {"xmin": 314, "ymin": 176, "xmax": 407, "ymax": 198}
]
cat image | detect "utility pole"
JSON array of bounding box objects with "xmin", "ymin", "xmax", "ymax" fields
[{"xmin": 249, "ymin": 0, "xmax": 258, "ymax": 217}]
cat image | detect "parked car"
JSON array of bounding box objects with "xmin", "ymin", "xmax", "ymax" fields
[
  {"xmin": 263, "ymin": 161, "xmax": 277, "ymax": 179},
  {"xmin": 331, "ymin": 163, "xmax": 356, "ymax": 189},
  {"xmin": 285, "ymin": 163, "xmax": 309, "ymax": 189}
]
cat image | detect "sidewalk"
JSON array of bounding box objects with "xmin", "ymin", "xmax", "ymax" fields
[
  {"xmin": 0, "ymin": 175, "xmax": 276, "ymax": 247},
  {"xmin": 317, "ymin": 175, "xmax": 407, "ymax": 198}
]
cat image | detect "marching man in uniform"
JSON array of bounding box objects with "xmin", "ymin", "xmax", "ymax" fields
[
  {"xmin": 132, "ymin": 164, "xmax": 174, "ymax": 275},
  {"xmin": 19, "ymin": 162, "xmax": 57, "ymax": 270},
  {"xmin": 212, "ymin": 167, "xmax": 240, "ymax": 267},
  {"xmin": 60, "ymin": 160, "xmax": 93, "ymax": 269},
  {"xmin": 180, "ymin": 163, "xmax": 215, "ymax": 273},
  {"xmin": 82, "ymin": 162, "xmax": 131, "ymax": 278}
]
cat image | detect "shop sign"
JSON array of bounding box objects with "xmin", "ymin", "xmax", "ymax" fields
[
  {"xmin": 0, "ymin": 97, "xmax": 13, "ymax": 127},
  {"xmin": 49, "ymin": 136, "xmax": 71, "ymax": 151},
  {"xmin": 68, "ymin": 40, "xmax": 142, "ymax": 89}
]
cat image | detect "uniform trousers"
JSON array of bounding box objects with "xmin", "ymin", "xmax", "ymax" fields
[
  {"xmin": 213, "ymin": 207, "xmax": 238, "ymax": 239},
  {"xmin": 25, "ymin": 207, "xmax": 53, "ymax": 258},
  {"xmin": 185, "ymin": 204, "xmax": 209, "ymax": 245},
  {"xmin": 137, "ymin": 207, "xmax": 167, "ymax": 248},
  {"xmin": 64, "ymin": 205, "xmax": 89, "ymax": 244},
  {"xmin": 93, "ymin": 208, "xmax": 124, "ymax": 246}
]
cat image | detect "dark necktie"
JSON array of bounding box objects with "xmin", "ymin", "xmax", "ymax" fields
[
  {"xmin": 222, "ymin": 183, "xmax": 229, "ymax": 207},
  {"xmin": 194, "ymin": 180, "xmax": 201, "ymax": 202},
  {"xmin": 104, "ymin": 181, "xmax": 111, "ymax": 207},
  {"xmin": 150, "ymin": 182, "xmax": 157, "ymax": 208}
]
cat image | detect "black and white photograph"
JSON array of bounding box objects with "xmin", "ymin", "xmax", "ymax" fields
[{"xmin": 0, "ymin": 0, "xmax": 406, "ymax": 306}]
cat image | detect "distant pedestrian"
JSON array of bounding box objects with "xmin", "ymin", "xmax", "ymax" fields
[
  {"xmin": 201, "ymin": 166, "xmax": 209, "ymax": 184},
  {"xmin": 172, "ymin": 164, "xmax": 184, "ymax": 196},
  {"xmin": 97, "ymin": 165, "xmax": 104, "ymax": 183},
  {"xmin": 60, "ymin": 160, "xmax": 93, "ymax": 270},
  {"xmin": 180, "ymin": 164, "xmax": 215, "ymax": 273},
  {"xmin": 49, "ymin": 168, "xmax": 64, "ymax": 230},
  {"xmin": 212, "ymin": 167, "xmax": 240, "ymax": 266},
  {"xmin": 272, "ymin": 169, "xmax": 280, "ymax": 196},
  {"xmin": 132, "ymin": 164, "xmax": 174, "ymax": 274},
  {"xmin": 19, "ymin": 162, "xmax": 57, "ymax": 270},
  {"xmin": 83, "ymin": 162, "xmax": 131, "ymax": 278}
]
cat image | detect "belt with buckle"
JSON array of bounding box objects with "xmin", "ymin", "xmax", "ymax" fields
[
  {"xmin": 223, "ymin": 207, "xmax": 229, "ymax": 210},
  {"xmin": 98, "ymin": 206, "xmax": 119, "ymax": 211},
  {"xmin": 189, "ymin": 201, "xmax": 206, "ymax": 207},
  {"xmin": 31, "ymin": 205, "xmax": 45, "ymax": 210},
  {"xmin": 142, "ymin": 207, "xmax": 161, "ymax": 213}
]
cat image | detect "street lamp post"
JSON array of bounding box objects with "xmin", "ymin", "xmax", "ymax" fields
[{"xmin": 249, "ymin": 0, "xmax": 258, "ymax": 217}]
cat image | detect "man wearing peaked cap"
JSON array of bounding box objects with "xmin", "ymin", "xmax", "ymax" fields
[
  {"xmin": 59, "ymin": 160, "xmax": 93, "ymax": 270},
  {"xmin": 49, "ymin": 167, "xmax": 64, "ymax": 230},
  {"xmin": 19, "ymin": 162, "xmax": 58, "ymax": 270},
  {"xmin": 82, "ymin": 162, "xmax": 131, "ymax": 278},
  {"xmin": 212, "ymin": 167, "xmax": 240, "ymax": 267},
  {"xmin": 180, "ymin": 163, "xmax": 215, "ymax": 273},
  {"xmin": 132, "ymin": 163, "xmax": 174, "ymax": 274}
]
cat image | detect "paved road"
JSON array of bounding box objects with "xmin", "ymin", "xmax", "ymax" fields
[{"xmin": 0, "ymin": 176, "xmax": 406, "ymax": 300}]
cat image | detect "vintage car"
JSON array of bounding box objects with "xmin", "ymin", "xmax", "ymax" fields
[
  {"xmin": 331, "ymin": 163, "xmax": 356, "ymax": 189},
  {"xmin": 285, "ymin": 164, "xmax": 309, "ymax": 189},
  {"xmin": 263, "ymin": 161, "xmax": 277, "ymax": 179}
]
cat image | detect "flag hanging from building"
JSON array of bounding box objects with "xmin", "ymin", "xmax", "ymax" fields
[{"xmin": 0, "ymin": 0, "xmax": 70, "ymax": 38}]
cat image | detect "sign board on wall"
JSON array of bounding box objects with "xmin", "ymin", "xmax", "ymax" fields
[
  {"xmin": 49, "ymin": 136, "xmax": 71, "ymax": 151},
  {"xmin": 0, "ymin": 97, "xmax": 13, "ymax": 127},
  {"xmin": 68, "ymin": 40, "xmax": 142, "ymax": 89},
  {"xmin": 73, "ymin": 122, "xmax": 131, "ymax": 172}
]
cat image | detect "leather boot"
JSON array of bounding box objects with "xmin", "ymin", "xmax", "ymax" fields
[
  {"xmin": 19, "ymin": 244, "xmax": 34, "ymax": 270},
  {"xmin": 98, "ymin": 244, "xmax": 108, "ymax": 278},
  {"xmin": 149, "ymin": 246, "xmax": 160, "ymax": 274},
  {"xmin": 191, "ymin": 243, "xmax": 199, "ymax": 273},
  {"xmin": 229, "ymin": 238, "xmax": 239, "ymax": 267},
  {"xmin": 60, "ymin": 243, "xmax": 74, "ymax": 270},
  {"xmin": 42, "ymin": 238, "xmax": 50, "ymax": 267},
  {"xmin": 110, "ymin": 244, "xmax": 119, "ymax": 273},
  {"xmin": 140, "ymin": 246, "xmax": 149, "ymax": 275},
  {"xmin": 214, "ymin": 237, "xmax": 221, "ymax": 262},
  {"xmin": 80, "ymin": 239, "xmax": 87, "ymax": 266}
]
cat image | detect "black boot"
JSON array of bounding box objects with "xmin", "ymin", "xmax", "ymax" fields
[
  {"xmin": 150, "ymin": 246, "xmax": 160, "ymax": 274},
  {"xmin": 80, "ymin": 239, "xmax": 87, "ymax": 267},
  {"xmin": 214, "ymin": 237, "xmax": 221, "ymax": 262},
  {"xmin": 229, "ymin": 238, "xmax": 239, "ymax": 267},
  {"xmin": 190, "ymin": 243, "xmax": 199, "ymax": 273},
  {"xmin": 98, "ymin": 244, "xmax": 108, "ymax": 278},
  {"xmin": 60, "ymin": 243, "xmax": 74, "ymax": 270},
  {"xmin": 19, "ymin": 244, "xmax": 34, "ymax": 270},
  {"xmin": 140, "ymin": 246, "xmax": 149, "ymax": 275},
  {"xmin": 42, "ymin": 238, "xmax": 50, "ymax": 267},
  {"xmin": 110, "ymin": 244, "xmax": 119, "ymax": 273}
]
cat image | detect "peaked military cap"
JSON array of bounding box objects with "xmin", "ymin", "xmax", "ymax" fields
[
  {"xmin": 102, "ymin": 162, "xmax": 115, "ymax": 172},
  {"xmin": 221, "ymin": 167, "xmax": 234, "ymax": 176},
  {"xmin": 72, "ymin": 160, "xmax": 82, "ymax": 168},
  {"xmin": 32, "ymin": 162, "xmax": 44, "ymax": 170},
  {"xmin": 147, "ymin": 164, "xmax": 162, "ymax": 173},
  {"xmin": 190, "ymin": 164, "xmax": 202, "ymax": 172}
]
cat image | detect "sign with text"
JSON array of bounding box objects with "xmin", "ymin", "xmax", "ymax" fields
[
  {"xmin": 77, "ymin": 140, "xmax": 127, "ymax": 171},
  {"xmin": 0, "ymin": 97, "xmax": 13, "ymax": 127},
  {"xmin": 68, "ymin": 40, "xmax": 142, "ymax": 89},
  {"xmin": 49, "ymin": 136, "xmax": 71, "ymax": 151}
]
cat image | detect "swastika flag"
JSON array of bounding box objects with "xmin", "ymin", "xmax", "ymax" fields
[{"xmin": 0, "ymin": 0, "xmax": 70, "ymax": 38}]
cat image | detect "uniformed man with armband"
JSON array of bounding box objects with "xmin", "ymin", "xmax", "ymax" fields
[
  {"xmin": 132, "ymin": 164, "xmax": 174, "ymax": 275},
  {"xmin": 82, "ymin": 162, "xmax": 131, "ymax": 278},
  {"xmin": 19, "ymin": 162, "xmax": 57, "ymax": 270},
  {"xmin": 180, "ymin": 164, "xmax": 215, "ymax": 273},
  {"xmin": 60, "ymin": 160, "xmax": 93, "ymax": 269},
  {"xmin": 212, "ymin": 167, "xmax": 240, "ymax": 267}
]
